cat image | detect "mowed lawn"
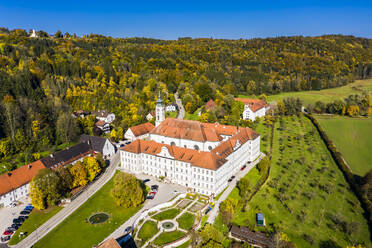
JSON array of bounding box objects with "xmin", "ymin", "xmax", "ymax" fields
[
  {"xmin": 222, "ymin": 115, "xmax": 370, "ymax": 248},
  {"xmin": 316, "ymin": 115, "xmax": 372, "ymax": 176},
  {"xmin": 238, "ymin": 78, "xmax": 372, "ymax": 106},
  {"xmin": 34, "ymin": 171, "xmax": 142, "ymax": 248}
]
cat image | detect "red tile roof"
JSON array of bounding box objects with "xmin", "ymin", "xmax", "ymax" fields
[
  {"xmin": 130, "ymin": 122, "xmax": 155, "ymax": 137},
  {"xmin": 234, "ymin": 98, "xmax": 268, "ymax": 112},
  {"xmin": 205, "ymin": 99, "xmax": 217, "ymax": 111},
  {"xmin": 0, "ymin": 160, "xmax": 46, "ymax": 196},
  {"xmin": 122, "ymin": 125, "xmax": 259, "ymax": 170},
  {"xmin": 95, "ymin": 120, "xmax": 106, "ymax": 127},
  {"xmin": 150, "ymin": 118, "xmax": 224, "ymax": 143},
  {"xmin": 97, "ymin": 238, "xmax": 121, "ymax": 248}
]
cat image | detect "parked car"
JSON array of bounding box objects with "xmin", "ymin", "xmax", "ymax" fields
[
  {"xmin": 228, "ymin": 178, "xmax": 232, "ymax": 183},
  {"xmin": 18, "ymin": 216, "xmax": 28, "ymax": 221},
  {"xmin": 173, "ymin": 190, "xmax": 178, "ymax": 194},
  {"xmin": 11, "ymin": 224, "xmax": 20, "ymax": 229},
  {"xmin": 142, "ymin": 179, "xmax": 150, "ymax": 183},
  {"xmin": 231, "ymin": 176, "xmax": 235, "ymax": 179},
  {"xmin": 151, "ymin": 185, "xmax": 159, "ymax": 191},
  {"xmin": 3, "ymin": 230, "xmax": 13, "ymax": 236},
  {"xmin": 241, "ymin": 165, "xmax": 246, "ymax": 171},
  {"xmin": 6, "ymin": 227, "xmax": 17, "ymax": 232},
  {"xmin": 1, "ymin": 235, "xmax": 11, "ymax": 242},
  {"xmin": 10, "ymin": 202, "xmax": 17, "ymax": 207},
  {"xmin": 13, "ymin": 218, "xmax": 24, "ymax": 224},
  {"xmin": 24, "ymin": 205, "xmax": 34, "ymax": 211},
  {"xmin": 205, "ymin": 206, "xmax": 212, "ymax": 215},
  {"xmin": 20, "ymin": 210, "xmax": 30, "ymax": 215},
  {"xmin": 147, "ymin": 191, "xmax": 156, "ymax": 199}
]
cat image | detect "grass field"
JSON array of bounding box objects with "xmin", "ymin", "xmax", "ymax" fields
[
  {"xmin": 152, "ymin": 208, "xmax": 180, "ymax": 221},
  {"xmin": 216, "ymin": 115, "xmax": 370, "ymax": 247},
  {"xmin": 238, "ymin": 79, "xmax": 372, "ymax": 106},
  {"xmin": 34, "ymin": 171, "xmax": 142, "ymax": 248},
  {"xmin": 152, "ymin": 230, "xmax": 185, "ymax": 246},
  {"xmin": 316, "ymin": 116, "xmax": 372, "ymax": 176},
  {"xmin": 176, "ymin": 212, "xmax": 195, "ymax": 230},
  {"xmin": 9, "ymin": 206, "xmax": 63, "ymax": 245},
  {"xmin": 138, "ymin": 220, "xmax": 158, "ymax": 242}
]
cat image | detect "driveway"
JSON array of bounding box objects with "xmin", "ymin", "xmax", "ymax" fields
[
  {"xmin": 13, "ymin": 152, "xmax": 121, "ymax": 248},
  {"xmin": 99, "ymin": 172, "xmax": 187, "ymax": 244},
  {"xmin": 174, "ymin": 92, "xmax": 185, "ymax": 119}
]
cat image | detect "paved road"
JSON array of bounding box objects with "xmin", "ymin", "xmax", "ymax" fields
[
  {"xmin": 174, "ymin": 92, "xmax": 185, "ymax": 119},
  {"xmin": 207, "ymin": 153, "xmax": 265, "ymax": 224},
  {"xmin": 99, "ymin": 173, "xmax": 187, "ymax": 245},
  {"xmin": 13, "ymin": 152, "xmax": 120, "ymax": 248}
]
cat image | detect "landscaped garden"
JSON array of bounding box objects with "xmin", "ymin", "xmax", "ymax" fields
[
  {"xmin": 218, "ymin": 115, "xmax": 370, "ymax": 247},
  {"xmin": 137, "ymin": 220, "xmax": 159, "ymax": 242},
  {"xmin": 9, "ymin": 206, "xmax": 63, "ymax": 245},
  {"xmin": 177, "ymin": 212, "xmax": 195, "ymax": 230},
  {"xmin": 152, "ymin": 208, "xmax": 180, "ymax": 221},
  {"xmin": 316, "ymin": 115, "xmax": 372, "ymax": 176},
  {"xmin": 33, "ymin": 171, "xmax": 144, "ymax": 248},
  {"xmin": 153, "ymin": 230, "xmax": 186, "ymax": 246}
]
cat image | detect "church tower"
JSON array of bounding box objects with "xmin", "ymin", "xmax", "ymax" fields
[{"xmin": 155, "ymin": 91, "xmax": 165, "ymax": 127}]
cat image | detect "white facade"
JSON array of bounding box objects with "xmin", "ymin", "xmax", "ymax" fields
[
  {"xmin": 120, "ymin": 131, "xmax": 260, "ymax": 196},
  {"xmin": 96, "ymin": 113, "xmax": 115, "ymax": 124},
  {"xmin": 102, "ymin": 139, "xmax": 116, "ymax": 158},
  {"xmin": 124, "ymin": 128, "xmax": 151, "ymax": 141},
  {"xmin": 242, "ymin": 105, "xmax": 266, "ymax": 121},
  {"xmin": 0, "ymin": 184, "xmax": 29, "ymax": 207},
  {"xmin": 165, "ymin": 104, "xmax": 177, "ymax": 112},
  {"xmin": 155, "ymin": 92, "xmax": 165, "ymax": 127}
]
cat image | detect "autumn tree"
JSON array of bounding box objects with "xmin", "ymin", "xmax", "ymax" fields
[
  {"xmin": 56, "ymin": 167, "xmax": 74, "ymax": 190},
  {"xmin": 110, "ymin": 172, "xmax": 144, "ymax": 207},
  {"xmin": 56, "ymin": 112, "xmax": 78, "ymax": 143},
  {"xmin": 30, "ymin": 168, "xmax": 62, "ymax": 210},
  {"xmin": 219, "ymin": 198, "xmax": 237, "ymax": 225},
  {"xmin": 83, "ymin": 156, "xmax": 101, "ymax": 181},
  {"xmin": 69, "ymin": 162, "xmax": 89, "ymax": 188},
  {"xmin": 238, "ymin": 177, "xmax": 251, "ymax": 200}
]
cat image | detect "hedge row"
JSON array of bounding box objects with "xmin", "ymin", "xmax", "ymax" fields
[{"xmin": 305, "ymin": 114, "xmax": 372, "ymax": 232}]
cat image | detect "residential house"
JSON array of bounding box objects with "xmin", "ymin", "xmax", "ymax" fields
[
  {"xmin": 124, "ymin": 122, "xmax": 155, "ymax": 141},
  {"xmin": 198, "ymin": 99, "xmax": 217, "ymax": 116},
  {"xmin": 79, "ymin": 134, "xmax": 116, "ymax": 158},
  {"xmin": 0, "ymin": 160, "xmax": 46, "ymax": 207},
  {"xmin": 146, "ymin": 111, "xmax": 155, "ymax": 121},
  {"xmin": 92, "ymin": 110, "xmax": 115, "ymax": 124},
  {"xmin": 235, "ymin": 98, "xmax": 270, "ymax": 121},
  {"xmin": 95, "ymin": 120, "xmax": 111, "ymax": 134}
]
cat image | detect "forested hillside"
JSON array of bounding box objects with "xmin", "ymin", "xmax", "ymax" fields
[{"xmin": 1, "ymin": 27, "xmax": 372, "ymax": 172}]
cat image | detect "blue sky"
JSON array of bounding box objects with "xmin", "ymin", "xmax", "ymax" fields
[{"xmin": 1, "ymin": 0, "xmax": 371, "ymax": 39}]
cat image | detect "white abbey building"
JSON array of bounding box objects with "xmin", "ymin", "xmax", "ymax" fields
[
  {"xmin": 120, "ymin": 94, "xmax": 261, "ymax": 196},
  {"xmin": 235, "ymin": 98, "xmax": 270, "ymax": 121}
]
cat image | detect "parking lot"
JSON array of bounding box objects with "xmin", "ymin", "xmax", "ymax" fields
[{"xmin": 0, "ymin": 198, "xmax": 29, "ymax": 245}]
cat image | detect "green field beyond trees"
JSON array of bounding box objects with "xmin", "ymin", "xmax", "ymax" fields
[
  {"xmin": 226, "ymin": 115, "xmax": 370, "ymax": 247},
  {"xmin": 239, "ymin": 79, "xmax": 372, "ymax": 106},
  {"xmin": 33, "ymin": 171, "xmax": 142, "ymax": 248},
  {"xmin": 316, "ymin": 116, "xmax": 372, "ymax": 176}
]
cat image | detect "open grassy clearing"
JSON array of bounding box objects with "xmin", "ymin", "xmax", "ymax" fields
[
  {"xmin": 316, "ymin": 115, "xmax": 372, "ymax": 176},
  {"xmin": 184, "ymin": 108, "xmax": 200, "ymax": 121},
  {"xmin": 152, "ymin": 230, "xmax": 186, "ymax": 246},
  {"xmin": 166, "ymin": 112, "xmax": 178, "ymax": 118},
  {"xmin": 255, "ymin": 120, "xmax": 272, "ymax": 155},
  {"xmin": 138, "ymin": 220, "xmax": 159, "ymax": 242},
  {"xmin": 177, "ymin": 212, "xmax": 195, "ymax": 230},
  {"xmin": 34, "ymin": 171, "xmax": 142, "ymax": 248},
  {"xmin": 238, "ymin": 79, "xmax": 372, "ymax": 106},
  {"xmin": 152, "ymin": 208, "xmax": 180, "ymax": 221},
  {"xmin": 228, "ymin": 115, "xmax": 370, "ymax": 247},
  {"xmin": 9, "ymin": 206, "xmax": 63, "ymax": 245}
]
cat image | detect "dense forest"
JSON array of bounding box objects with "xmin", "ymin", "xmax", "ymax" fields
[{"xmin": 1, "ymin": 27, "xmax": 372, "ymax": 172}]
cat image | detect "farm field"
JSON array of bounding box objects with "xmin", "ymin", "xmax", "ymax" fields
[
  {"xmin": 316, "ymin": 115, "xmax": 372, "ymax": 176},
  {"xmin": 33, "ymin": 171, "xmax": 142, "ymax": 248},
  {"xmin": 221, "ymin": 115, "xmax": 370, "ymax": 248},
  {"xmin": 238, "ymin": 79, "xmax": 372, "ymax": 106}
]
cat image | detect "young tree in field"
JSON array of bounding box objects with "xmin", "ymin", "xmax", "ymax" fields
[
  {"xmin": 69, "ymin": 162, "xmax": 89, "ymax": 188},
  {"xmin": 238, "ymin": 177, "xmax": 251, "ymax": 200},
  {"xmin": 110, "ymin": 172, "xmax": 144, "ymax": 207},
  {"xmin": 30, "ymin": 168, "xmax": 62, "ymax": 210},
  {"xmin": 219, "ymin": 198, "xmax": 237, "ymax": 225},
  {"xmin": 83, "ymin": 156, "xmax": 101, "ymax": 181}
]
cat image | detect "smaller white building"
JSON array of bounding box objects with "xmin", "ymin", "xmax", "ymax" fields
[
  {"xmin": 95, "ymin": 120, "xmax": 111, "ymax": 134},
  {"xmin": 79, "ymin": 134, "xmax": 116, "ymax": 158},
  {"xmin": 30, "ymin": 29, "xmax": 38, "ymax": 38},
  {"xmin": 0, "ymin": 161, "xmax": 46, "ymax": 207},
  {"xmin": 92, "ymin": 110, "xmax": 115, "ymax": 124},
  {"xmin": 235, "ymin": 98, "xmax": 270, "ymax": 121},
  {"xmin": 124, "ymin": 122, "xmax": 155, "ymax": 141},
  {"xmin": 146, "ymin": 112, "xmax": 155, "ymax": 121},
  {"xmin": 165, "ymin": 103, "xmax": 178, "ymax": 112}
]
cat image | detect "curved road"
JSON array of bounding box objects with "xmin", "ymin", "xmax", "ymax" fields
[
  {"xmin": 13, "ymin": 152, "xmax": 120, "ymax": 248},
  {"xmin": 174, "ymin": 92, "xmax": 185, "ymax": 119}
]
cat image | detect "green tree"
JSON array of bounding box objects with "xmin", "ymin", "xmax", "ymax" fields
[
  {"xmin": 56, "ymin": 167, "xmax": 74, "ymax": 190},
  {"xmin": 30, "ymin": 168, "xmax": 62, "ymax": 210},
  {"xmin": 238, "ymin": 177, "xmax": 251, "ymax": 200},
  {"xmin": 56, "ymin": 112, "xmax": 78, "ymax": 143},
  {"xmin": 110, "ymin": 172, "xmax": 144, "ymax": 207},
  {"xmin": 219, "ymin": 198, "xmax": 237, "ymax": 225}
]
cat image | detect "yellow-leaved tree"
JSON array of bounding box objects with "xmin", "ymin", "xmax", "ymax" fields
[
  {"xmin": 69, "ymin": 162, "xmax": 89, "ymax": 188},
  {"xmin": 84, "ymin": 157, "xmax": 101, "ymax": 181}
]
